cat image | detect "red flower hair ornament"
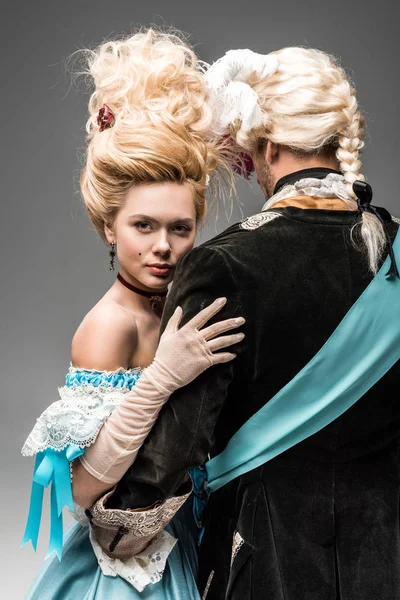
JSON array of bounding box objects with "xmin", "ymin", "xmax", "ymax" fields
[
  {"xmin": 233, "ymin": 149, "xmax": 255, "ymax": 180},
  {"xmin": 97, "ymin": 104, "xmax": 115, "ymax": 132},
  {"xmin": 222, "ymin": 134, "xmax": 255, "ymax": 180}
]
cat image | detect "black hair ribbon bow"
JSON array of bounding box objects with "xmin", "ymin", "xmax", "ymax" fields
[{"xmin": 353, "ymin": 180, "xmax": 399, "ymax": 279}]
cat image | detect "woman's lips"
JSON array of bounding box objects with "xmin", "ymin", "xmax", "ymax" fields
[{"xmin": 147, "ymin": 266, "xmax": 174, "ymax": 276}]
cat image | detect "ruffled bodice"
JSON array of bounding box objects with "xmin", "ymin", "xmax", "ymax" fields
[{"xmin": 22, "ymin": 365, "xmax": 142, "ymax": 456}]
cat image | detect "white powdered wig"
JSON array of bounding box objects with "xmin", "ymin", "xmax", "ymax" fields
[
  {"xmin": 205, "ymin": 45, "xmax": 386, "ymax": 275},
  {"xmin": 205, "ymin": 49, "xmax": 278, "ymax": 134}
]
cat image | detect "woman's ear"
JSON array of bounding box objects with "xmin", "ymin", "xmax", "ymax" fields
[{"xmin": 104, "ymin": 223, "xmax": 115, "ymax": 244}]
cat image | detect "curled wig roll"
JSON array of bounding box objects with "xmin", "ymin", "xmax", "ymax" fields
[{"xmin": 80, "ymin": 28, "xmax": 225, "ymax": 240}]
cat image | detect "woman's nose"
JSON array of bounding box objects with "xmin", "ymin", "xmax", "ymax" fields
[{"xmin": 153, "ymin": 232, "xmax": 171, "ymax": 255}]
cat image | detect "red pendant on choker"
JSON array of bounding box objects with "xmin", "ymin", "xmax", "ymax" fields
[{"xmin": 116, "ymin": 273, "xmax": 168, "ymax": 311}]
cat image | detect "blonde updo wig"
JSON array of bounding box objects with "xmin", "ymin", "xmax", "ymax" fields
[{"xmin": 80, "ymin": 29, "xmax": 221, "ymax": 241}]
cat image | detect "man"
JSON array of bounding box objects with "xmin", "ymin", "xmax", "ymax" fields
[{"xmin": 105, "ymin": 47, "xmax": 400, "ymax": 599}]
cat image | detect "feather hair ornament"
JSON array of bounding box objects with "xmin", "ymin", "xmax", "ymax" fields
[{"xmin": 205, "ymin": 49, "xmax": 278, "ymax": 134}]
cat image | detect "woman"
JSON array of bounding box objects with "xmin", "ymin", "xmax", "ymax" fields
[{"xmin": 22, "ymin": 29, "xmax": 243, "ymax": 599}]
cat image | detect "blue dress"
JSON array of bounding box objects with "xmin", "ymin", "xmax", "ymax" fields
[{"xmin": 22, "ymin": 367, "xmax": 200, "ymax": 600}]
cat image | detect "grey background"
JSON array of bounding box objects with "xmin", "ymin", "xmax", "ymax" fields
[{"xmin": 1, "ymin": 0, "xmax": 398, "ymax": 596}]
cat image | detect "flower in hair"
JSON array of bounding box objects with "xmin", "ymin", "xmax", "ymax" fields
[
  {"xmin": 233, "ymin": 152, "xmax": 254, "ymax": 179},
  {"xmin": 222, "ymin": 134, "xmax": 255, "ymax": 180},
  {"xmin": 97, "ymin": 104, "xmax": 115, "ymax": 132}
]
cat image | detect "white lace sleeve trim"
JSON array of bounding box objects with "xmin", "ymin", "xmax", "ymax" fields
[
  {"xmin": 89, "ymin": 527, "xmax": 177, "ymax": 592},
  {"xmin": 21, "ymin": 384, "xmax": 133, "ymax": 456}
]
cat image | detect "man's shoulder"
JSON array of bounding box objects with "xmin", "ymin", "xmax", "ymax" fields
[
  {"xmin": 175, "ymin": 210, "xmax": 286, "ymax": 278},
  {"xmin": 198, "ymin": 209, "xmax": 285, "ymax": 252}
]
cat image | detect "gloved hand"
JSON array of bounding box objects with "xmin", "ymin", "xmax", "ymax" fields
[
  {"xmin": 79, "ymin": 298, "xmax": 245, "ymax": 485},
  {"xmin": 145, "ymin": 296, "xmax": 245, "ymax": 394}
]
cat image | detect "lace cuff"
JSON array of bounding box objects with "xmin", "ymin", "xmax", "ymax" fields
[
  {"xmin": 90, "ymin": 527, "xmax": 177, "ymax": 591},
  {"xmin": 87, "ymin": 478, "xmax": 192, "ymax": 560}
]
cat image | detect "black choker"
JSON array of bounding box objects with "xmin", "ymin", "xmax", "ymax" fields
[
  {"xmin": 273, "ymin": 168, "xmax": 342, "ymax": 196},
  {"xmin": 117, "ymin": 273, "xmax": 168, "ymax": 311}
]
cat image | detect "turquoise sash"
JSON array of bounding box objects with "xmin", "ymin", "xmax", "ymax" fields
[{"xmin": 193, "ymin": 230, "xmax": 400, "ymax": 516}]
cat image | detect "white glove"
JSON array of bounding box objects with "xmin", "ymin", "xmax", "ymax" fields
[{"xmin": 79, "ymin": 298, "xmax": 245, "ymax": 485}]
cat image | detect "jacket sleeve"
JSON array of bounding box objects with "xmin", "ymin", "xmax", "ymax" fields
[{"xmin": 109, "ymin": 244, "xmax": 244, "ymax": 509}]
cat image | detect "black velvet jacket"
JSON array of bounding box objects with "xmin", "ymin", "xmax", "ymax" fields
[{"xmin": 108, "ymin": 193, "xmax": 400, "ymax": 599}]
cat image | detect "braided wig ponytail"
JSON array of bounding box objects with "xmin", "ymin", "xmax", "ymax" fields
[{"xmin": 336, "ymin": 86, "xmax": 385, "ymax": 273}]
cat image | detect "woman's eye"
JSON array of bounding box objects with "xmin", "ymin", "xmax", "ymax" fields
[
  {"xmin": 173, "ymin": 225, "xmax": 191, "ymax": 234},
  {"xmin": 135, "ymin": 222, "xmax": 151, "ymax": 231}
]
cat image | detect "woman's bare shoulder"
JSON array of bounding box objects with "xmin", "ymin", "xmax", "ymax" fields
[{"xmin": 71, "ymin": 302, "xmax": 138, "ymax": 371}]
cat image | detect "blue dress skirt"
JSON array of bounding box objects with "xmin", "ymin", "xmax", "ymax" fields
[{"xmin": 25, "ymin": 500, "xmax": 200, "ymax": 600}]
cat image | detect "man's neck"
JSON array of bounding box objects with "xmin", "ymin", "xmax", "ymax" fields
[{"xmin": 271, "ymin": 153, "xmax": 340, "ymax": 190}]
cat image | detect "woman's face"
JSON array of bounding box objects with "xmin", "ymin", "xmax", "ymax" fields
[{"xmin": 106, "ymin": 182, "xmax": 197, "ymax": 291}]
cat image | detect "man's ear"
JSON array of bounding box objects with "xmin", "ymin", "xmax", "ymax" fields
[
  {"xmin": 265, "ymin": 141, "xmax": 280, "ymax": 165},
  {"xmin": 104, "ymin": 223, "xmax": 115, "ymax": 244}
]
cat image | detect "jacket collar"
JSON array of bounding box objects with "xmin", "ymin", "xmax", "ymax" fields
[{"xmin": 273, "ymin": 167, "xmax": 342, "ymax": 195}]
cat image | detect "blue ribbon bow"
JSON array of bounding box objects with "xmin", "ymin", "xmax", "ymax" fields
[{"xmin": 21, "ymin": 444, "xmax": 84, "ymax": 560}]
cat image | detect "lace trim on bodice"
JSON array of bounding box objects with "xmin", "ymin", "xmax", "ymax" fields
[{"xmin": 22, "ymin": 365, "xmax": 142, "ymax": 456}]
